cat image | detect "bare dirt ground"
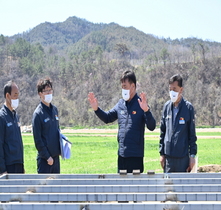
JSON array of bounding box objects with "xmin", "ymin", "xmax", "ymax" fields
[
  {"xmin": 61, "ymin": 127, "xmax": 221, "ymax": 133},
  {"xmin": 198, "ymin": 164, "xmax": 221, "ymax": 172}
]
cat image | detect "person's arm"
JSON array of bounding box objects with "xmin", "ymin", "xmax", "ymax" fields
[
  {"xmin": 159, "ymin": 105, "xmax": 166, "ymax": 169},
  {"xmin": 144, "ymin": 111, "xmax": 156, "ymax": 131},
  {"xmin": 88, "ymin": 92, "xmax": 118, "ymax": 124},
  {"xmin": 55, "ymin": 106, "xmax": 60, "ymax": 130},
  {"xmin": 138, "ymin": 92, "xmax": 156, "ymax": 131},
  {"xmin": 0, "ymin": 117, "xmax": 6, "ymax": 174},
  {"xmin": 188, "ymin": 105, "xmax": 197, "ymax": 170},
  {"xmin": 32, "ymin": 113, "xmax": 51, "ymax": 160},
  {"xmin": 95, "ymin": 106, "xmax": 118, "ymax": 124},
  {"xmin": 188, "ymin": 106, "xmax": 197, "ymax": 155}
]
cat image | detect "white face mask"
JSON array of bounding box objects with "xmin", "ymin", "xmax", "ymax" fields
[
  {"xmin": 44, "ymin": 94, "xmax": 53, "ymax": 104},
  {"xmin": 11, "ymin": 99, "xmax": 19, "ymax": 109},
  {"xmin": 169, "ymin": 90, "xmax": 179, "ymax": 103},
  {"xmin": 122, "ymin": 89, "xmax": 130, "ymax": 101}
]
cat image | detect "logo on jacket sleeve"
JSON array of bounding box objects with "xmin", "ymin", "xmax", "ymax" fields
[
  {"xmin": 132, "ymin": 111, "xmax": 136, "ymax": 114},
  {"xmin": 120, "ymin": 110, "xmax": 125, "ymax": 115}
]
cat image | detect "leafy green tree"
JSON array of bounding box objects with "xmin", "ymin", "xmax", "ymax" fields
[
  {"xmin": 9, "ymin": 38, "xmax": 31, "ymax": 58},
  {"xmin": 160, "ymin": 48, "xmax": 170, "ymax": 67},
  {"xmin": 0, "ymin": 34, "xmax": 6, "ymax": 45},
  {"xmin": 19, "ymin": 57, "xmax": 33, "ymax": 75}
]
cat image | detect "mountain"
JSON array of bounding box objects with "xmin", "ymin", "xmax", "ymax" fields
[
  {"xmin": 12, "ymin": 16, "xmax": 108, "ymax": 49},
  {"xmin": 12, "ymin": 16, "xmax": 169, "ymax": 61},
  {"xmin": 0, "ymin": 16, "xmax": 221, "ymax": 127},
  {"xmin": 12, "ymin": 16, "xmax": 221, "ymax": 64},
  {"xmin": 67, "ymin": 23, "xmax": 168, "ymax": 60}
]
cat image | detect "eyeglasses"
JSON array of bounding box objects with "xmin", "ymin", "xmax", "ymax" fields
[{"xmin": 42, "ymin": 89, "xmax": 53, "ymax": 94}]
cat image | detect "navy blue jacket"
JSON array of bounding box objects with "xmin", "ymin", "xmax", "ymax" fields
[
  {"xmin": 0, "ymin": 105, "xmax": 23, "ymax": 173},
  {"xmin": 32, "ymin": 102, "xmax": 60, "ymax": 160},
  {"xmin": 159, "ymin": 98, "xmax": 197, "ymax": 158},
  {"xmin": 95, "ymin": 93, "xmax": 156, "ymax": 157}
]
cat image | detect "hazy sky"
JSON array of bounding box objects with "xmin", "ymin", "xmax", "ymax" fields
[{"xmin": 1, "ymin": 0, "xmax": 221, "ymax": 42}]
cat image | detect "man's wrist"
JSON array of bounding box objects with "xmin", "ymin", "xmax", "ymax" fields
[
  {"xmin": 144, "ymin": 105, "xmax": 150, "ymax": 113},
  {"xmin": 94, "ymin": 107, "xmax": 99, "ymax": 112}
]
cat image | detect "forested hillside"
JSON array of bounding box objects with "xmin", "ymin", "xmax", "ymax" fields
[{"xmin": 1, "ymin": 16, "xmax": 221, "ymax": 127}]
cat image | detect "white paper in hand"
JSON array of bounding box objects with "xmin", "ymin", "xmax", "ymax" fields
[
  {"xmin": 60, "ymin": 132, "xmax": 72, "ymax": 160},
  {"xmin": 62, "ymin": 137, "xmax": 71, "ymax": 159}
]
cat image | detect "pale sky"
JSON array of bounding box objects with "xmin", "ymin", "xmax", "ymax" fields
[{"xmin": 1, "ymin": 0, "xmax": 221, "ymax": 42}]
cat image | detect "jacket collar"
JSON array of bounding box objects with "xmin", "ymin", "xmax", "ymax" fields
[
  {"xmin": 170, "ymin": 97, "xmax": 184, "ymax": 109},
  {"xmin": 125, "ymin": 93, "xmax": 138, "ymax": 106},
  {"xmin": 3, "ymin": 104, "xmax": 16, "ymax": 119},
  {"xmin": 41, "ymin": 101, "xmax": 52, "ymax": 109}
]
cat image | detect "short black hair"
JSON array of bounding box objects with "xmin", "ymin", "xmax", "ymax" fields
[
  {"xmin": 120, "ymin": 70, "xmax": 136, "ymax": 87},
  {"xmin": 169, "ymin": 74, "xmax": 183, "ymax": 87},
  {"xmin": 3, "ymin": 80, "xmax": 15, "ymax": 98},
  {"xmin": 37, "ymin": 77, "xmax": 53, "ymax": 93}
]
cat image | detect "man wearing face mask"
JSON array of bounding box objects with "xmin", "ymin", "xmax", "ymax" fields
[
  {"xmin": 88, "ymin": 70, "xmax": 156, "ymax": 173},
  {"xmin": 0, "ymin": 81, "xmax": 24, "ymax": 174},
  {"xmin": 32, "ymin": 78, "xmax": 61, "ymax": 173},
  {"xmin": 159, "ymin": 74, "xmax": 197, "ymax": 173}
]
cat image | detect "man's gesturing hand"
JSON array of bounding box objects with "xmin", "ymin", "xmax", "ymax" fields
[
  {"xmin": 138, "ymin": 92, "xmax": 149, "ymax": 112},
  {"xmin": 88, "ymin": 92, "xmax": 98, "ymax": 111}
]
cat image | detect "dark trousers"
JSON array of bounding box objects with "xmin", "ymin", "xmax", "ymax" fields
[
  {"xmin": 164, "ymin": 155, "xmax": 189, "ymax": 173},
  {"xmin": 118, "ymin": 156, "xmax": 144, "ymax": 173},
  {"xmin": 37, "ymin": 156, "xmax": 60, "ymax": 174},
  {"xmin": 6, "ymin": 163, "xmax": 24, "ymax": 173}
]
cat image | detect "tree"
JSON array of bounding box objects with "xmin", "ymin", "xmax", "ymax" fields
[
  {"xmin": 9, "ymin": 38, "xmax": 31, "ymax": 58},
  {"xmin": 198, "ymin": 42, "xmax": 209, "ymax": 64},
  {"xmin": 115, "ymin": 43, "xmax": 130, "ymax": 59},
  {"xmin": 0, "ymin": 34, "xmax": 6, "ymax": 45},
  {"xmin": 160, "ymin": 48, "xmax": 170, "ymax": 67},
  {"xmin": 191, "ymin": 43, "xmax": 197, "ymax": 63}
]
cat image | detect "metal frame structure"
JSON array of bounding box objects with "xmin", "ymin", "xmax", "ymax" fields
[{"xmin": 0, "ymin": 173, "xmax": 221, "ymax": 210}]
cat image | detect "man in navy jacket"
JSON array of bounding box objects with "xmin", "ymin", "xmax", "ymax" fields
[
  {"xmin": 32, "ymin": 78, "xmax": 60, "ymax": 173},
  {"xmin": 88, "ymin": 70, "xmax": 156, "ymax": 173},
  {"xmin": 0, "ymin": 81, "xmax": 24, "ymax": 174},
  {"xmin": 159, "ymin": 74, "xmax": 197, "ymax": 173}
]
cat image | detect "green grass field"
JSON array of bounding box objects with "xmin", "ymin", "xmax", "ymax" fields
[{"xmin": 23, "ymin": 130, "xmax": 221, "ymax": 174}]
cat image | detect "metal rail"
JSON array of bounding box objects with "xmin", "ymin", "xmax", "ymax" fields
[
  {"xmin": 1, "ymin": 192, "xmax": 221, "ymax": 202},
  {"xmin": 0, "ymin": 173, "xmax": 221, "ymax": 210},
  {"xmin": 1, "ymin": 184, "xmax": 221, "ymax": 193},
  {"xmin": 1, "ymin": 203, "xmax": 221, "ymax": 210},
  {"xmin": 1, "ymin": 173, "xmax": 221, "ymax": 179},
  {"xmin": 0, "ymin": 178, "xmax": 221, "ymax": 185}
]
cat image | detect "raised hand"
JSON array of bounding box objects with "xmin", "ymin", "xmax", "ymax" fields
[
  {"xmin": 88, "ymin": 92, "xmax": 98, "ymax": 111},
  {"xmin": 138, "ymin": 92, "xmax": 149, "ymax": 112}
]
